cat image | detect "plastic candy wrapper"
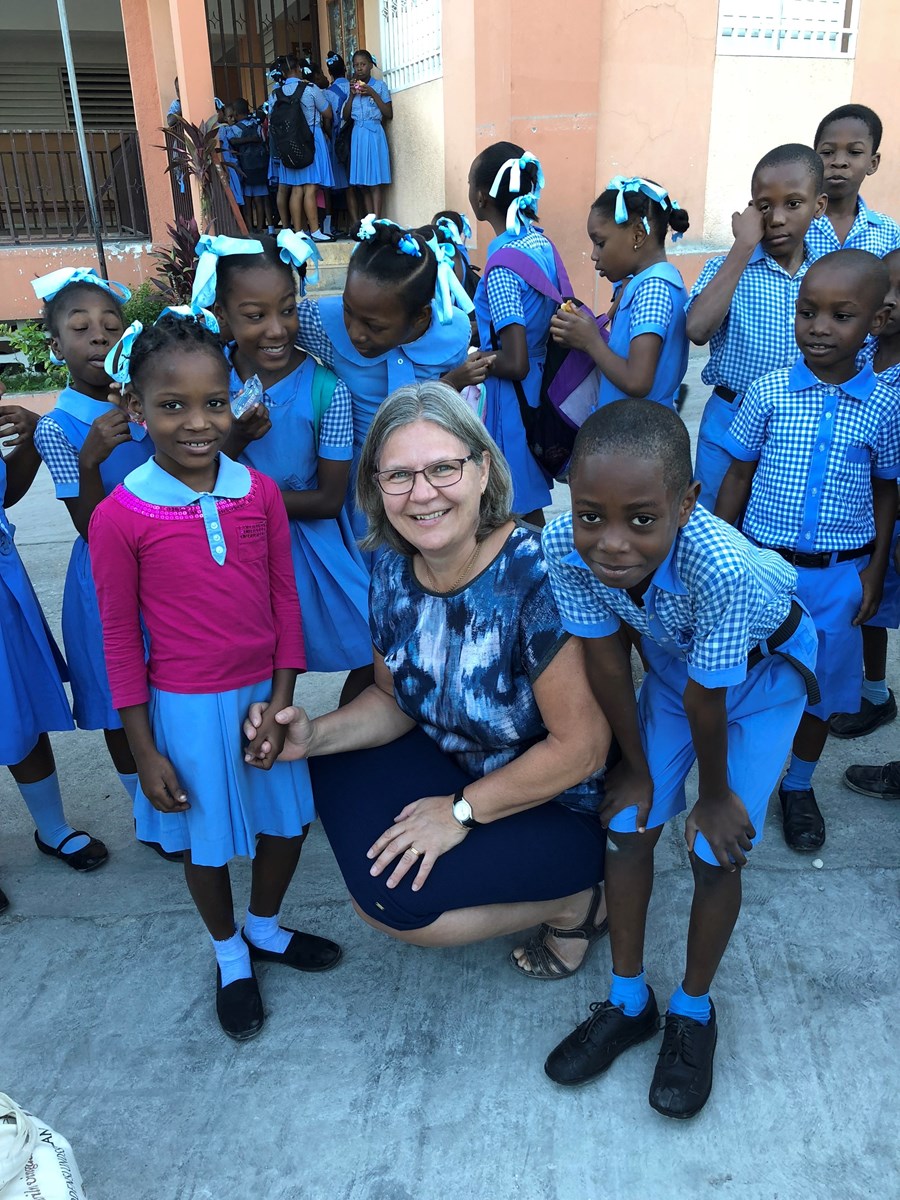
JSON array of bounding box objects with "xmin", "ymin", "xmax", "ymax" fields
[{"xmin": 231, "ymin": 374, "xmax": 265, "ymax": 419}]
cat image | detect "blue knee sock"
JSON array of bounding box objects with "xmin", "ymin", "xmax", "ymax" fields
[
  {"xmin": 211, "ymin": 926, "xmax": 252, "ymax": 986},
  {"xmin": 862, "ymin": 676, "xmax": 890, "ymax": 706},
  {"xmin": 608, "ymin": 969, "xmax": 650, "ymax": 1017},
  {"xmin": 669, "ymin": 983, "xmax": 712, "ymax": 1024},
  {"xmin": 17, "ymin": 774, "xmax": 89, "ymax": 854},
  {"xmin": 782, "ymin": 754, "xmax": 817, "ymax": 793},
  {"xmin": 117, "ymin": 771, "xmax": 139, "ymax": 802}
]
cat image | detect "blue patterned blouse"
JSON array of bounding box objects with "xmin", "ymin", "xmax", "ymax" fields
[{"xmin": 370, "ymin": 523, "xmax": 602, "ymax": 813}]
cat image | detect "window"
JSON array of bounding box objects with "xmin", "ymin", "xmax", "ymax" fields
[
  {"xmin": 717, "ymin": 1, "xmax": 859, "ymax": 58},
  {"xmin": 61, "ymin": 66, "xmax": 136, "ymax": 128},
  {"xmin": 379, "ymin": 0, "xmax": 442, "ymax": 93},
  {"xmin": 327, "ymin": 0, "xmax": 363, "ymax": 62}
]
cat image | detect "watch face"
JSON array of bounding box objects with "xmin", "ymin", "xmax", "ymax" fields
[{"xmin": 453, "ymin": 797, "xmax": 474, "ymax": 825}]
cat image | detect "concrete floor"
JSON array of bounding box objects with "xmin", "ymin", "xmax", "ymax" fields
[{"xmin": 2, "ymin": 355, "xmax": 899, "ymax": 1199}]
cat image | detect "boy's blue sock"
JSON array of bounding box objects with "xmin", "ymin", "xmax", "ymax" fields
[
  {"xmin": 668, "ymin": 983, "xmax": 712, "ymax": 1025},
  {"xmin": 608, "ymin": 969, "xmax": 650, "ymax": 1017},
  {"xmin": 782, "ymin": 754, "xmax": 817, "ymax": 793},
  {"xmin": 117, "ymin": 771, "xmax": 139, "ymax": 802},
  {"xmin": 862, "ymin": 676, "xmax": 890, "ymax": 706},
  {"xmin": 17, "ymin": 774, "xmax": 89, "ymax": 854},
  {"xmin": 211, "ymin": 926, "xmax": 252, "ymax": 986}
]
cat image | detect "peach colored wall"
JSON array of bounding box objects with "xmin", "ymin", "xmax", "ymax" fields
[
  {"xmin": 851, "ymin": 0, "xmax": 900, "ymax": 213},
  {"xmin": 0, "ymin": 244, "xmax": 158, "ymax": 322}
]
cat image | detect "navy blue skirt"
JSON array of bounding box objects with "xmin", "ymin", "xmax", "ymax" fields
[{"xmin": 310, "ymin": 728, "xmax": 606, "ymax": 931}]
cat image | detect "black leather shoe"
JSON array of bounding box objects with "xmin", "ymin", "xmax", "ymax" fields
[
  {"xmin": 242, "ymin": 927, "xmax": 342, "ymax": 972},
  {"xmin": 216, "ymin": 966, "xmax": 264, "ymax": 1041},
  {"xmin": 544, "ymin": 989, "xmax": 660, "ymax": 1086},
  {"xmin": 0, "ymin": 885, "xmax": 8, "ymax": 914},
  {"xmin": 830, "ymin": 691, "xmax": 896, "ymax": 739},
  {"xmin": 649, "ymin": 1003, "xmax": 717, "ymax": 1119},
  {"xmin": 34, "ymin": 830, "xmax": 109, "ymax": 872},
  {"xmin": 779, "ymin": 786, "xmax": 825, "ymax": 851},
  {"xmin": 843, "ymin": 760, "xmax": 900, "ymax": 800}
]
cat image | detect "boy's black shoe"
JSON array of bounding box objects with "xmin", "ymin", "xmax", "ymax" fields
[
  {"xmin": 216, "ymin": 966, "xmax": 264, "ymax": 1041},
  {"xmin": 843, "ymin": 760, "xmax": 900, "ymax": 800},
  {"xmin": 779, "ymin": 785, "xmax": 825, "ymax": 851},
  {"xmin": 830, "ymin": 691, "xmax": 896, "ymax": 739},
  {"xmin": 544, "ymin": 989, "xmax": 659, "ymax": 1086},
  {"xmin": 649, "ymin": 1003, "xmax": 717, "ymax": 1119}
]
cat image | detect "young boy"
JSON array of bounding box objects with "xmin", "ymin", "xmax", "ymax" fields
[
  {"xmin": 716, "ymin": 250, "xmax": 900, "ymax": 852},
  {"xmin": 808, "ymin": 104, "xmax": 900, "ymax": 260},
  {"xmin": 541, "ymin": 401, "xmax": 818, "ymax": 1119},
  {"xmin": 686, "ymin": 144, "xmax": 827, "ymax": 510}
]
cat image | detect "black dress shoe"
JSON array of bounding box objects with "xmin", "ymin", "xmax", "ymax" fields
[
  {"xmin": 0, "ymin": 885, "xmax": 8, "ymax": 914},
  {"xmin": 216, "ymin": 966, "xmax": 264, "ymax": 1041},
  {"xmin": 34, "ymin": 830, "xmax": 109, "ymax": 872},
  {"xmin": 830, "ymin": 691, "xmax": 897, "ymax": 739},
  {"xmin": 242, "ymin": 927, "xmax": 342, "ymax": 972},
  {"xmin": 843, "ymin": 760, "xmax": 900, "ymax": 800},
  {"xmin": 544, "ymin": 989, "xmax": 660, "ymax": 1086},
  {"xmin": 140, "ymin": 839, "xmax": 184, "ymax": 863},
  {"xmin": 649, "ymin": 1004, "xmax": 717, "ymax": 1119},
  {"xmin": 779, "ymin": 786, "xmax": 825, "ymax": 851}
]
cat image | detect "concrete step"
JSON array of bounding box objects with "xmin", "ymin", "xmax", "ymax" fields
[{"xmin": 306, "ymin": 238, "xmax": 354, "ymax": 295}]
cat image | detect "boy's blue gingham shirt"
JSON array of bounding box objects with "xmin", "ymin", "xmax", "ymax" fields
[
  {"xmin": 542, "ymin": 505, "xmax": 797, "ymax": 688},
  {"xmin": 806, "ymin": 198, "xmax": 900, "ymax": 260},
  {"xmin": 723, "ymin": 359, "xmax": 900, "ymax": 552},
  {"xmin": 687, "ymin": 244, "xmax": 813, "ymax": 394}
]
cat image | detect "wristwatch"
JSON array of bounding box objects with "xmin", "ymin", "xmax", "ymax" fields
[{"xmin": 451, "ymin": 788, "xmax": 481, "ymax": 829}]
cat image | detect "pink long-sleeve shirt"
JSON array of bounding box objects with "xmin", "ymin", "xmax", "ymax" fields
[{"xmin": 89, "ymin": 468, "xmax": 305, "ymax": 709}]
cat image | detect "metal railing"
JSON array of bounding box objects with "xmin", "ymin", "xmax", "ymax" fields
[{"xmin": 0, "ymin": 129, "xmax": 151, "ymax": 245}]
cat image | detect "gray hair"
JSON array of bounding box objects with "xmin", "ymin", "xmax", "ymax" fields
[{"xmin": 356, "ymin": 381, "xmax": 515, "ymax": 556}]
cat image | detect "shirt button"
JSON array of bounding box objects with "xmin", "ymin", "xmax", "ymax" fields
[
  {"xmin": 215, "ymin": 546, "xmax": 224, "ymax": 555},
  {"xmin": 825, "ymin": 412, "xmax": 833, "ymax": 419},
  {"xmin": 811, "ymin": 487, "xmax": 817, "ymax": 495},
  {"xmin": 211, "ymin": 522, "xmax": 219, "ymax": 530},
  {"xmin": 818, "ymin": 444, "xmax": 825, "ymax": 452},
  {"xmin": 397, "ymin": 357, "xmax": 404, "ymax": 365},
  {"xmin": 213, "ymin": 534, "xmax": 222, "ymax": 542},
  {"xmin": 804, "ymin": 533, "xmax": 812, "ymax": 541}
]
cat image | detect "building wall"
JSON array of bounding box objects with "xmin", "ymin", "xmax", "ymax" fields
[{"xmin": 384, "ymin": 76, "xmax": 445, "ymax": 227}]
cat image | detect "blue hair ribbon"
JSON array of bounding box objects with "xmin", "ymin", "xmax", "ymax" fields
[
  {"xmin": 156, "ymin": 305, "xmax": 221, "ymax": 335},
  {"xmin": 192, "ymin": 234, "xmax": 264, "ymax": 310},
  {"xmin": 276, "ymin": 228, "xmax": 321, "ymax": 292},
  {"xmin": 356, "ymin": 214, "xmax": 421, "ymax": 257},
  {"xmin": 488, "ymin": 153, "xmax": 545, "ymax": 235},
  {"xmin": 104, "ymin": 320, "xmax": 143, "ymax": 385},
  {"xmin": 425, "ymin": 234, "xmax": 475, "ymax": 325},
  {"xmin": 434, "ymin": 215, "xmax": 472, "ymax": 247},
  {"xmin": 606, "ymin": 176, "xmax": 682, "ymax": 240},
  {"xmin": 31, "ymin": 266, "xmax": 131, "ymax": 304},
  {"xmin": 326, "ymin": 52, "xmax": 341, "ymax": 66}
]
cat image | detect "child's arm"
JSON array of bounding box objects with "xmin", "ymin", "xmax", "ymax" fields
[
  {"xmin": 856, "ymin": 475, "xmax": 899, "ymax": 625},
  {"xmin": 281, "ymin": 457, "xmax": 349, "ymax": 520},
  {"xmin": 0, "ymin": 402, "xmax": 42, "ymax": 508},
  {"xmin": 119, "ymin": 704, "xmax": 189, "ymax": 813},
  {"xmin": 714, "ymin": 378, "xmax": 769, "ymax": 521},
  {"xmin": 714, "ymin": 457, "xmax": 756, "ymax": 524},
  {"xmin": 684, "ymin": 206, "xmax": 764, "ymax": 345},
  {"xmin": 550, "ymin": 307, "xmax": 663, "ymax": 397}
]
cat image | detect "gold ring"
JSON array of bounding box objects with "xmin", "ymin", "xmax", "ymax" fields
[{"xmin": 408, "ymin": 845, "xmax": 422, "ymax": 857}]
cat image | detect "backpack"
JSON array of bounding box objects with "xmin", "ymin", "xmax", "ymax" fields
[
  {"xmin": 311, "ymin": 362, "xmax": 338, "ymax": 445},
  {"xmin": 268, "ymin": 84, "xmax": 315, "ymax": 169},
  {"xmin": 234, "ymin": 119, "xmax": 270, "ymax": 186},
  {"xmin": 482, "ymin": 242, "xmax": 610, "ymax": 480}
]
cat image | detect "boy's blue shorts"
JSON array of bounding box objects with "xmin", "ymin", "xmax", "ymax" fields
[
  {"xmin": 793, "ymin": 558, "xmax": 867, "ymax": 718},
  {"xmin": 867, "ymin": 520, "xmax": 900, "ymax": 630}
]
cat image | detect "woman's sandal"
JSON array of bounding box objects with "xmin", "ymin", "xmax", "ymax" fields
[
  {"xmin": 508, "ymin": 882, "xmax": 608, "ymax": 981},
  {"xmin": 34, "ymin": 829, "xmax": 109, "ymax": 872}
]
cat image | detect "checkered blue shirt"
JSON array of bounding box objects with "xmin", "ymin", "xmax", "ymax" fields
[
  {"xmin": 687, "ymin": 244, "xmax": 813, "ymax": 393},
  {"xmin": 724, "ymin": 359, "xmax": 900, "ymax": 552},
  {"xmin": 542, "ymin": 505, "xmax": 797, "ymax": 688},
  {"xmin": 34, "ymin": 415, "xmax": 80, "ymax": 497},
  {"xmin": 628, "ymin": 277, "xmax": 674, "ymax": 338},
  {"xmin": 295, "ymin": 299, "xmax": 335, "ymax": 368},
  {"xmin": 806, "ymin": 198, "xmax": 900, "ymax": 260},
  {"xmin": 485, "ymin": 227, "xmax": 557, "ymax": 330},
  {"xmin": 859, "ymin": 337, "xmax": 900, "ymax": 387}
]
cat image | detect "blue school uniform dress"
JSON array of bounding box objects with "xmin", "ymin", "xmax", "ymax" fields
[
  {"xmin": 348, "ymin": 79, "xmax": 391, "ymax": 187},
  {"xmin": 858, "ymin": 342, "xmax": 900, "ymax": 628},
  {"xmin": 543, "ymin": 506, "xmax": 818, "ymax": 866},
  {"xmin": 0, "ymin": 456, "xmax": 75, "ymax": 764},
  {"xmin": 473, "ymin": 227, "xmax": 559, "ymax": 514},
  {"xmin": 326, "ymin": 78, "xmax": 351, "ymax": 190},
  {"xmin": 231, "ymin": 353, "xmax": 371, "ymax": 671},
  {"xmin": 295, "ymin": 295, "xmax": 471, "ymax": 539},
  {"xmin": 806, "ymin": 197, "xmax": 900, "ymax": 259},
  {"xmin": 724, "ymin": 359, "xmax": 900, "ymax": 720},
  {"xmin": 34, "ymin": 389, "xmax": 153, "ymax": 730},
  {"xmin": 687, "ymin": 243, "xmax": 813, "ymax": 511},
  {"xmin": 597, "ymin": 262, "xmax": 689, "ymax": 410},
  {"xmin": 218, "ymin": 124, "xmax": 244, "ymax": 207},
  {"xmin": 276, "ymin": 80, "xmax": 335, "ymax": 188}
]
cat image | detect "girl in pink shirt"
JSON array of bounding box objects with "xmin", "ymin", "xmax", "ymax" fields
[{"xmin": 89, "ymin": 316, "xmax": 341, "ymax": 1041}]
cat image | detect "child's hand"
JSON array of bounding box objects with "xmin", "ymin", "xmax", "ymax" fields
[
  {"xmin": 596, "ymin": 759, "xmax": 654, "ymax": 832},
  {"xmin": 731, "ymin": 204, "xmax": 765, "ymax": 252},
  {"xmin": 443, "ymin": 351, "xmax": 495, "ymax": 391},
  {"xmin": 550, "ymin": 306, "xmax": 602, "ymax": 354},
  {"xmin": 243, "ymin": 702, "xmax": 314, "ymax": 766},
  {"xmin": 244, "ymin": 703, "xmax": 289, "ymax": 770},
  {"xmin": 0, "ymin": 404, "xmax": 38, "ymax": 448},
  {"xmin": 230, "ymin": 403, "xmax": 272, "ymax": 449},
  {"xmin": 135, "ymin": 750, "xmax": 189, "ymax": 813},
  {"xmin": 80, "ymin": 408, "xmax": 133, "ymax": 468},
  {"xmin": 854, "ymin": 562, "xmax": 884, "ymax": 626},
  {"xmin": 685, "ymin": 790, "xmax": 755, "ymax": 871}
]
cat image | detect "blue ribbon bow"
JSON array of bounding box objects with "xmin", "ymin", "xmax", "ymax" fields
[
  {"xmin": 191, "ymin": 234, "xmax": 264, "ymax": 310},
  {"xmin": 434, "ymin": 215, "xmax": 472, "ymax": 247},
  {"xmin": 276, "ymin": 228, "xmax": 321, "ymax": 292},
  {"xmin": 156, "ymin": 305, "xmax": 221, "ymax": 335},
  {"xmin": 104, "ymin": 320, "xmax": 143, "ymax": 385},
  {"xmin": 356, "ymin": 214, "xmax": 421, "ymax": 258},
  {"xmin": 31, "ymin": 267, "xmax": 131, "ymax": 305},
  {"xmin": 488, "ymin": 153, "xmax": 545, "ymax": 235},
  {"xmin": 605, "ymin": 176, "xmax": 683, "ymax": 240},
  {"xmin": 425, "ymin": 234, "xmax": 474, "ymax": 325}
]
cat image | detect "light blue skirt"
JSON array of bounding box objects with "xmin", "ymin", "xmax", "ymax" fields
[
  {"xmin": 329, "ymin": 132, "xmax": 350, "ymax": 191},
  {"xmin": 290, "ymin": 511, "xmax": 371, "ymax": 672},
  {"xmin": 62, "ymin": 537, "xmax": 122, "ymax": 730},
  {"xmin": 135, "ymin": 679, "xmax": 315, "ymax": 867},
  {"xmin": 226, "ymin": 165, "xmax": 244, "ymax": 207},
  {"xmin": 349, "ymin": 121, "xmax": 391, "ymax": 186},
  {"xmin": 483, "ymin": 373, "xmax": 552, "ymax": 515},
  {"xmin": 277, "ymin": 127, "xmax": 335, "ymax": 188},
  {"xmin": 0, "ymin": 536, "xmax": 74, "ymax": 763}
]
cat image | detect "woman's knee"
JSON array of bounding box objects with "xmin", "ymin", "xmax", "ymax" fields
[{"xmin": 349, "ymin": 897, "xmax": 441, "ymax": 945}]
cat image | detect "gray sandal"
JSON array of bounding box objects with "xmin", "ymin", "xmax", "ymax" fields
[{"xmin": 508, "ymin": 883, "xmax": 608, "ymax": 981}]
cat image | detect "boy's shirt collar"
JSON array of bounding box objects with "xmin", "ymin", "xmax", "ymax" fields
[
  {"xmin": 748, "ymin": 242, "xmax": 814, "ymax": 276},
  {"xmin": 788, "ymin": 357, "xmax": 877, "ymax": 400}
]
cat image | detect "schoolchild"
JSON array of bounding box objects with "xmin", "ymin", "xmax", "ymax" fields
[
  {"xmin": 31, "ymin": 268, "xmax": 163, "ymax": 850},
  {"xmin": 0, "ymin": 397, "xmax": 107, "ymax": 907},
  {"xmin": 831, "ymin": 248, "xmax": 900, "ymax": 739},
  {"xmin": 343, "ymin": 50, "xmax": 392, "ymax": 218},
  {"xmin": 716, "ymin": 250, "xmax": 900, "ymax": 852},
  {"xmin": 203, "ymin": 232, "xmax": 372, "ymax": 698},
  {"xmin": 541, "ymin": 400, "xmax": 817, "ymax": 1117},
  {"xmin": 89, "ymin": 316, "xmax": 341, "ymax": 1040},
  {"xmin": 270, "ymin": 55, "xmax": 334, "ymax": 240},
  {"xmin": 217, "ymin": 104, "xmax": 244, "ymax": 211},
  {"xmin": 686, "ymin": 144, "xmax": 828, "ymax": 510},
  {"xmin": 227, "ymin": 98, "xmax": 270, "ymax": 232},
  {"xmin": 808, "ymin": 104, "xmax": 900, "ymax": 260},
  {"xmin": 325, "ymin": 51, "xmax": 352, "ymax": 229},
  {"xmin": 550, "ymin": 176, "xmax": 690, "ymax": 411}
]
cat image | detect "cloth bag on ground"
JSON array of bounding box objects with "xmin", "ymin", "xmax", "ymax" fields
[{"xmin": 0, "ymin": 1093, "xmax": 85, "ymax": 1200}]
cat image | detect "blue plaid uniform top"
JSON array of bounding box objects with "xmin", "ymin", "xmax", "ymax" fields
[
  {"xmin": 806, "ymin": 198, "xmax": 900, "ymax": 260},
  {"xmin": 859, "ymin": 337, "xmax": 900, "ymax": 387},
  {"xmin": 542, "ymin": 505, "xmax": 798, "ymax": 689},
  {"xmin": 723, "ymin": 359, "xmax": 900, "ymax": 552},
  {"xmin": 626, "ymin": 277, "xmax": 674, "ymax": 339},
  {"xmin": 484, "ymin": 226, "xmax": 559, "ymax": 332},
  {"xmin": 33, "ymin": 414, "xmax": 81, "ymax": 495},
  {"xmin": 687, "ymin": 243, "xmax": 814, "ymax": 393}
]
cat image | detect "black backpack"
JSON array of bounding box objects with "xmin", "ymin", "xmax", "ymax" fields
[
  {"xmin": 234, "ymin": 119, "xmax": 270, "ymax": 186},
  {"xmin": 269, "ymin": 84, "xmax": 315, "ymax": 169}
]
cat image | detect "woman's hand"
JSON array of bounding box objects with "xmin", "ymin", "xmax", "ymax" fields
[
  {"xmin": 135, "ymin": 749, "xmax": 189, "ymax": 813},
  {"xmin": 596, "ymin": 759, "xmax": 654, "ymax": 832},
  {"xmin": 244, "ymin": 702, "xmax": 314, "ymax": 765},
  {"xmin": 685, "ymin": 790, "xmax": 755, "ymax": 871},
  {"xmin": 0, "ymin": 404, "xmax": 38, "ymax": 448},
  {"xmin": 367, "ymin": 794, "xmax": 469, "ymax": 891},
  {"xmin": 550, "ymin": 306, "xmax": 603, "ymax": 354}
]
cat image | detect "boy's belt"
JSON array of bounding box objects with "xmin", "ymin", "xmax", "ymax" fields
[
  {"xmin": 766, "ymin": 541, "xmax": 875, "ymax": 569},
  {"xmin": 747, "ymin": 600, "xmax": 820, "ymax": 706},
  {"xmin": 713, "ymin": 385, "xmax": 739, "ymax": 403}
]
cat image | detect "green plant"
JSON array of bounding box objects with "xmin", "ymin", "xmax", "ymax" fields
[
  {"xmin": 122, "ymin": 279, "xmax": 167, "ymax": 327},
  {"xmin": 0, "ymin": 321, "xmax": 68, "ymax": 391},
  {"xmin": 149, "ymin": 217, "xmax": 201, "ymax": 306},
  {"xmin": 159, "ymin": 115, "xmax": 222, "ymax": 231}
]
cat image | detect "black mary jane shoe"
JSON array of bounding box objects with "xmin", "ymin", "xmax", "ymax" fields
[
  {"xmin": 140, "ymin": 839, "xmax": 184, "ymax": 863},
  {"xmin": 216, "ymin": 966, "xmax": 265, "ymax": 1041},
  {"xmin": 649, "ymin": 1004, "xmax": 718, "ymax": 1119},
  {"xmin": 34, "ymin": 830, "xmax": 109, "ymax": 872},
  {"xmin": 778, "ymin": 786, "xmax": 825, "ymax": 851},
  {"xmin": 242, "ymin": 927, "xmax": 343, "ymax": 973}
]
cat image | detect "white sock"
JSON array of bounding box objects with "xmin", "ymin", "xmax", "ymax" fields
[
  {"xmin": 17, "ymin": 774, "xmax": 89, "ymax": 854},
  {"xmin": 211, "ymin": 926, "xmax": 252, "ymax": 986},
  {"xmin": 117, "ymin": 771, "xmax": 139, "ymax": 801},
  {"xmin": 244, "ymin": 909, "xmax": 291, "ymax": 953},
  {"xmin": 322, "ymin": 214, "xmax": 333, "ymax": 235}
]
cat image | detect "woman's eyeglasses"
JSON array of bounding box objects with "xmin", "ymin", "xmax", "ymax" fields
[{"xmin": 374, "ymin": 455, "xmax": 474, "ymax": 496}]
